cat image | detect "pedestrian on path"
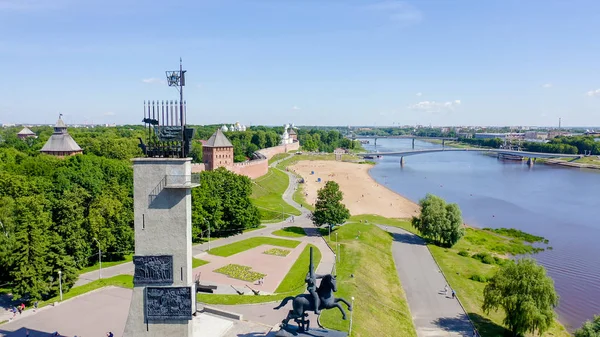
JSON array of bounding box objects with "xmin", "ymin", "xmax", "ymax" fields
[
  {"xmin": 33, "ymin": 301, "xmax": 38, "ymax": 312},
  {"xmin": 444, "ymin": 284, "xmax": 448, "ymax": 296},
  {"xmin": 451, "ymin": 289, "xmax": 456, "ymax": 299}
]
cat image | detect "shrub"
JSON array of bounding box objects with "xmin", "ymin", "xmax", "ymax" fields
[
  {"xmin": 458, "ymin": 250, "xmax": 470, "ymax": 257},
  {"xmin": 472, "ymin": 252, "xmax": 496, "ymax": 265},
  {"xmin": 470, "ymin": 274, "xmax": 488, "ymax": 283}
]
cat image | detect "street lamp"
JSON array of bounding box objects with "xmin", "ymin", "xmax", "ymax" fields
[
  {"xmin": 93, "ymin": 237, "xmax": 102, "ymax": 280},
  {"xmin": 336, "ymin": 232, "xmax": 339, "ymax": 263},
  {"xmin": 349, "ymin": 297, "xmax": 355, "ymax": 335},
  {"xmin": 58, "ymin": 270, "xmax": 63, "ymax": 301},
  {"xmin": 204, "ymin": 218, "xmax": 211, "ymax": 251},
  {"xmin": 328, "ymin": 225, "xmax": 331, "ymax": 242}
]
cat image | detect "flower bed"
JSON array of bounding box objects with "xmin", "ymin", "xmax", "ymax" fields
[
  {"xmin": 214, "ymin": 264, "xmax": 266, "ymax": 282},
  {"xmin": 263, "ymin": 248, "xmax": 291, "ymax": 257}
]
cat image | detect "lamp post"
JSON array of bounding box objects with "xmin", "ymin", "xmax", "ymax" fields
[
  {"xmin": 58, "ymin": 270, "xmax": 63, "ymax": 301},
  {"xmin": 204, "ymin": 218, "xmax": 211, "ymax": 251},
  {"xmin": 93, "ymin": 237, "xmax": 101, "ymax": 279},
  {"xmin": 336, "ymin": 232, "xmax": 339, "ymax": 263},
  {"xmin": 328, "ymin": 225, "xmax": 331, "ymax": 242},
  {"xmin": 349, "ymin": 296, "xmax": 355, "ymax": 335}
]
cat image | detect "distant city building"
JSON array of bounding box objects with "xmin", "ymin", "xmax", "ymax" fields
[
  {"xmin": 40, "ymin": 115, "xmax": 82, "ymax": 157},
  {"xmin": 17, "ymin": 127, "xmax": 37, "ymax": 139},
  {"xmin": 457, "ymin": 132, "xmax": 472, "ymax": 139},
  {"xmin": 474, "ymin": 133, "xmax": 508, "ymax": 139},
  {"xmin": 202, "ymin": 129, "xmax": 234, "ymax": 170}
]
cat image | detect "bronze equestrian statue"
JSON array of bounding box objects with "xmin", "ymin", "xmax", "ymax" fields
[{"xmin": 274, "ymin": 247, "xmax": 352, "ymax": 333}]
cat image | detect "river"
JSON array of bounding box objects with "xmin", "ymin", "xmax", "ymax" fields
[{"xmin": 364, "ymin": 138, "xmax": 600, "ymax": 331}]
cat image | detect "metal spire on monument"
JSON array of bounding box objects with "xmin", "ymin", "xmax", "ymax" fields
[{"xmin": 139, "ymin": 59, "xmax": 194, "ymax": 158}]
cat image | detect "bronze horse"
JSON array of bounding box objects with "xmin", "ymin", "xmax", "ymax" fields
[{"xmin": 274, "ymin": 274, "xmax": 352, "ymax": 331}]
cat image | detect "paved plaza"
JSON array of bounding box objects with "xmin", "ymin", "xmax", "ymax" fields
[{"xmin": 0, "ymin": 287, "xmax": 131, "ymax": 337}]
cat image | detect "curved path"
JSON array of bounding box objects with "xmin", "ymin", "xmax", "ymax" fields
[{"xmin": 380, "ymin": 225, "xmax": 474, "ymax": 337}]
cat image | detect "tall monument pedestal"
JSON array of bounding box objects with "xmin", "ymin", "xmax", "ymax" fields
[{"xmin": 123, "ymin": 158, "xmax": 198, "ymax": 337}]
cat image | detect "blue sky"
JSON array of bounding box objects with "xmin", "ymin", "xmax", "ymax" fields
[{"xmin": 1, "ymin": 0, "xmax": 600, "ymax": 127}]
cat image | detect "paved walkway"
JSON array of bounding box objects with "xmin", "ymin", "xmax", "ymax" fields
[
  {"xmin": 0, "ymin": 286, "xmax": 131, "ymax": 337},
  {"xmin": 380, "ymin": 225, "xmax": 473, "ymax": 337}
]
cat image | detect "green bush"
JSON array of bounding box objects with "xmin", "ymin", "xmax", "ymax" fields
[
  {"xmin": 472, "ymin": 252, "xmax": 496, "ymax": 265},
  {"xmin": 458, "ymin": 250, "xmax": 470, "ymax": 257},
  {"xmin": 470, "ymin": 274, "xmax": 488, "ymax": 283}
]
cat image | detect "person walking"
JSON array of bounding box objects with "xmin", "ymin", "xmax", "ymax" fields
[{"xmin": 451, "ymin": 289, "xmax": 456, "ymax": 299}]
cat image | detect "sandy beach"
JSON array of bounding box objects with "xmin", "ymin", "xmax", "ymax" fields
[{"xmin": 289, "ymin": 160, "xmax": 420, "ymax": 219}]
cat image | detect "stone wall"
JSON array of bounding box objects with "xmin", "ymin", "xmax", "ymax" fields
[
  {"xmin": 230, "ymin": 158, "xmax": 269, "ymax": 179},
  {"xmin": 190, "ymin": 141, "xmax": 299, "ymax": 179},
  {"xmin": 256, "ymin": 141, "xmax": 300, "ymax": 160}
]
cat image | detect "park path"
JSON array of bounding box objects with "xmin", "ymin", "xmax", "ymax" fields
[{"xmin": 380, "ymin": 225, "xmax": 474, "ymax": 337}]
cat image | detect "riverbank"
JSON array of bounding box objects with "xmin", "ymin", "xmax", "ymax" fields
[
  {"xmin": 289, "ymin": 159, "xmax": 570, "ymax": 336},
  {"xmin": 288, "ymin": 160, "xmax": 420, "ymax": 218}
]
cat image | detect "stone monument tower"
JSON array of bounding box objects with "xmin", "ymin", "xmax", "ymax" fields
[{"xmin": 124, "ymin": 61, "xmax": 198, "ymax": 337}]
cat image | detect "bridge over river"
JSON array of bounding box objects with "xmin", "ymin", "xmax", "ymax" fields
[{"xmin": 357, "ymin": 148, "xmax": 582, "ymax": 166}]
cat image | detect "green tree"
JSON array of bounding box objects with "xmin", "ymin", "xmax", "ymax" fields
[
  {"xmin": 10, "ymin": 196, "xmax": 52, "ymax": 300},
  {"xmin": 312, "ymin": 181, "xmax": 350, "ymax": 229},
  {"xmin": 191, "ymin": 168, "xmax": 260, "ymax": 240},
  {"xmin": 483, "ymin": 258, "xmax": 559, "ymax": 337},
  {"xmin": 411, "ymin": 194, "xmax": 464, "ymax": 247},
  {"xmin": 575, "ymin": 316, "xmax": 600, "ymax": 337}
]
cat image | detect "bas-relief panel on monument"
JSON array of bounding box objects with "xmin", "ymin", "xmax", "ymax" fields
[
  {"xmin": 145, "ymin": 286, "xmax": 193, "ymax": 320},
  {"xmin": 134, "ymin": 255, "xmax": 173, "ymax": 285}
]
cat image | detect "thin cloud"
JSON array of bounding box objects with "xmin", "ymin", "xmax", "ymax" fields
[
  {"xmin": 416, "ymin": 92, "xmax": 422, "ymax": 96},
  {"xmin": 542, "ymin": 83, "xmax": 552, "ymax": 88},
  {"xmin": 586, "ymin": 89, "xmax": 600, "ymax": 97},
  {"xmin": 142, "ymin": 78, "xmax": 163, "ymax": 84},
  {"xmin": 292, "ymin": 106, "xmax": 301, "ymax": 110},
  {"xmin": 409, "ymin": 100, "xmax": 461, "ymax": 113},
  {"xmin": 367, "ymin": 1, "xmax": 422, "ymax": 25},
  {"xmin": 104, "ymin": 111, "xmax": 115, "ymax": 116}
]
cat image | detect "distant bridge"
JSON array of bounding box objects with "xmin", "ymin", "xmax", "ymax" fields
[
  {"xmin": 356, "ymin": 148, "xmax": 582, "ymax": 166},
  {"xmin": 349, "ymin": 135, "xmax": 457, "ymax": 147}
]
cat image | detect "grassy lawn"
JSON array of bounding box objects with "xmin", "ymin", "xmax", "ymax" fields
[
  {"xmin": 263, "ymin": 248, "xmax": 291, "ymax": 257},
  {"xmin": 293, "ymin": 181, "xmax": 314, "ymax": 211},
  {"xmin": 268, "ymin": 153, "xmax": 290, "ymax": 165},
  {"xmin": 356, "ymin": 214, "xmax": 569, "ymax": 337},
  {"xmin": 272, "ymin": 226, "xmax": 307, "ymax": 238},
  {"xmin": 192, "ymin": 258, "xmax": 209, "ymax": 268},
  {"xmin": 319, "ymin": 222, "xmax": 416, "ymax": 337},
  {"xmin": 78, "ymin": 254, "xmax": 133, "ymax": 274},
  {"xmin": 574, "ymin": 156, "xmax": 600, "ymax": 165},
  {"xmin": 214, "ymin": 264, "xmax": 266, "ymax": 282},
  {"xmin": 275, "ymin": 244, "xmax": 321, "ymax": 293},
  {"xmin": 251, "ymin": 168, "xmax": 301, "ymax": 221},
  {"xmin": 208, "ymin": 237, "xmax": 301, "ymax": 257}
]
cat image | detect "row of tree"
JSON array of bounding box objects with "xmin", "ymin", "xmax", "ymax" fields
[
  {"xmin": 458, "ymin": 135, "xmax": 600, "ymax": 155},
  {"xmin": 0, "ymin": 125, "xmax": 263, "ymax": 301},
  {"xmin": 297, "ymin": 129, "xmax": 359, "ymax": 152}
]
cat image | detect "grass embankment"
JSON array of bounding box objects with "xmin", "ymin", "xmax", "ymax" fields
[
  {"xmin": 353, "ymin": 214, "xmax": 569, "ymax": 337},
  {"xmin": 251, "ymin": 168, "xmax": 301, "ymax": 222},
  {"xmin": 268, "ymin": 153, "xmax": 290, "ymax": 165},
  {"xmin": 207, "ymin": 237, "xmax": 300, "ymax": 257},
  {"xmin": 78, "ymin": 254, "xmax": 133, "ymax": 274},
  {"xmin": 318, "ymin": 222, "xmax": 416, "ymax": 336},
  {"xmin": 272, "ymin": 226, "xmax": 307, "ymax": 238},
  {"xmin": 197, "ymin": 244, "xmax": 321, "ymax": 305}
]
